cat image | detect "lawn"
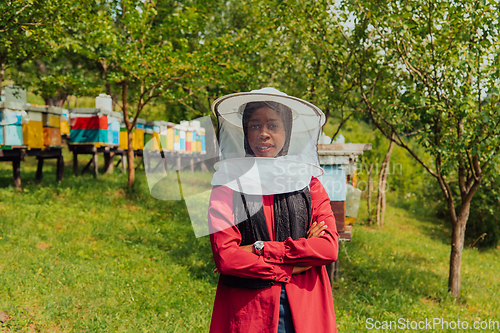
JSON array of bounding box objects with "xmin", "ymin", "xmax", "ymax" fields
[{"xmin": 1, "ymin": 150, "xmax": 499, "ymax": 332}]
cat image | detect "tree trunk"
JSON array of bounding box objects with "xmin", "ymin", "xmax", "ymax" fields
[
  {"xmin": 367, "ymin": 164, "xmax": 373, "ymax": 224},
  {"xmin": 376, "ymin": 136, "xmax": 394, "ymax": 227},
  {"xmin": 448, "ymin": 198, "xmax": 472, "ymax": 298},
  {"xmin": 121, "ymin": 79, "xmax": 135, "ymax": 188},
  {"xmin": 127, "ymin": 130, "xmax": 135, "ymax": 187}
]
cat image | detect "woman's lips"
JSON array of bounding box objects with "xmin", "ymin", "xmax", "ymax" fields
[{"xmin": 256, "ymin": 144, "xmax": 274, "ymax": 151}]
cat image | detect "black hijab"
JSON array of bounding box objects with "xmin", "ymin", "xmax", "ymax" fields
[{"xmin": 222, "ymin": 101, "xmax": 312, "ymax": 289}]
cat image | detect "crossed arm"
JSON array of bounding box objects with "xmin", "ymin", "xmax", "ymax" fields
[
  {"xmin": 209, "ymin": 179, "xmax": 339, "ymax": 283},
  {"xmin": 236, "ymin": 221, "xmax": 329, "ymax": 274}
]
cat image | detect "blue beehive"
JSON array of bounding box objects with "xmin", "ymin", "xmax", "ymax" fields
[
  {"xmin": 107, "ymin": 111, "xmax": 122, "ymax": 146},
  {"xmin": 1, "ymin": 108, "xmax": 25, "ymax": 146},
  {"xmin": 317, "ymin": 165, "xmax": 347, "ymax": 201}
]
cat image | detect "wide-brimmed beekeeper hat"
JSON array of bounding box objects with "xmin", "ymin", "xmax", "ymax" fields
[{"xmin": 212, "ymin": 87, "xmax": 325, "ymax": 132}]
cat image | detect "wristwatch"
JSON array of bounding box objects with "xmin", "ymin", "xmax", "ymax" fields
[{"xmin": 253, "ymin": 240, "xmax": 265, "ymax": 256}]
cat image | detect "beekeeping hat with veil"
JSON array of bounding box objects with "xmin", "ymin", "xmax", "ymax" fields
[{"xmin": 211, "ymin": 87, "xmax": 325, "ymax": 195}]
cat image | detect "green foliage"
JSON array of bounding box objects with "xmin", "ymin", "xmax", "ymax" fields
[
  {"xmin": 0, "ymin": 0, "xmax": 87, "ymax": 95},
  {"xmin": 338, "ymin": 0, "xmax": 500, "ymax": 295}
]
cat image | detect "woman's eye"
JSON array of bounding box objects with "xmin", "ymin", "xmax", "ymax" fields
[
  {"xmin": 250, "ymin": 125, "xmax": 260, "ymax": 130},
  {"xmin": 270, "ymin": 124, "xmax": 280, "ymax": 129}
]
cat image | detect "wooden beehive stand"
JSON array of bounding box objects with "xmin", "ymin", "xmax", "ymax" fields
[
  {"xmin": 0, "ymin": 101, "xmax": 64, "ymax": 189},
  {"xmin": 317, "ymin": 143, "xmax": 372, "ymax": 283}
]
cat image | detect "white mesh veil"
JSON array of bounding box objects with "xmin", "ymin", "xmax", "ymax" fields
[{"xmin": 211, "ymin": 87, "xmax": 325, "ymax": 195}]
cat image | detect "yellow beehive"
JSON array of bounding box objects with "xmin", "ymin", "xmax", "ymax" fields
[
  {"xmin": 23, "ymin": 106, "xmax": 45, "ymax": 149},
  {"xmin": 132, "ymin": 119, "xmax": 145, "ymax": 150},
  {"xmin": 43, "ymin": 113, "xmax": 61, "ymax": 128},
  {"xmin": 151, "ymin": 132, "xmax": 161, "ymax": 151},
  {"xmin": 119, "ymin": 123, "xmax": 128, "ymax": 150},
  {"xmin": 167, "ymin": 126, "xmax": 174, "ymax": 151},
  {"xmin": 60, "ymin": 109, "xmax": 70, "ymax": 135}
]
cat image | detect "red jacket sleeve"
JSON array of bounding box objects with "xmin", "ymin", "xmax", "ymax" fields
[
  {"xmin": 209, "ymin": 186, "xmax": 294, "ymax": 283},
  {"xmin": 263, "ymin": 177, "xmax": 339, "ymax": 266}
]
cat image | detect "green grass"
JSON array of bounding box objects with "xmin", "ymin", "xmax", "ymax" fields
[
  {"xmin": 0, "ymin": 150, "xmax": 216, "ymax": 332},
  {"xmin": 1, "ymin": 150, "xmax": 499, "ymax": 332},
  {"xmin": 334, "ymin": 202, "xmax": 500, "ymax": 332}
]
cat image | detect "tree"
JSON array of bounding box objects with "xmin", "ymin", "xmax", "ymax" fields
[
  {"xmin": 340, "ymin": 0, "xmax": 500, "ymax": 298},
  {"xmin": 0, "ymin": 0, "xmax": 80, "ymax": 97}
]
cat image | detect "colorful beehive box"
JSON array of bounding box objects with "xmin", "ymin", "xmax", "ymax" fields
[
  {"xmin": 60, "ymin": 109, "xmax": 70, "ymax": 136},
  {"xmin": 200, "ymin": 127, "xmax": 206, "ymax": 153},
  {"xmin": 159, "ymin": 121, "xmax": 169, "ymax": 151},
  {"xmin": 193, "ymin": 130, "xmax": 200, "ymax": 153},
  {"xmin": 132, "ymin": 118, "xmax": 145, "ymax": 150},
  {"xmin": 145, "ymin": 120, "xmax": 161, "ymax": 151},
  {"xmin": 1, "ymin": 86, "xmax": 27, "ymax": 147},
  {"xmin": 144, "ymin": 123, "xmax": 153, "ymax": 148},
  {"xmin": 185, "ymin": 126, "xmax": 194, "ymax": 154},
  {"xmin": 69, "ymin": 108, "xmax": 111, "ymax": 147},
  {"xmin": 23, "ymin": 105, "xmax": 46, "ymax": 149},
  {"xmin": 180, "ymin": 121, "xmax": 189, "ymax": 153},
  {"xmin": 166, "ymin": 123, "xmax": 175, "ymax": 151},
  {"xmin": 43, "ymin": 107, "xmax": 63, "ymax": 148},
  {"xmin": 108, "ymin": 111, "xmax": 122, "ymax": 147},
  {"xmin": 119, "ymin": 122, "xmax": 128, "ymax": 150},
  {"xmin": 1, "ymin": 105, "xmax": 26, "ymax": 147},
  {"xmin": 173, "ymin": 124, "xmax": 181, "ymax": 152}
]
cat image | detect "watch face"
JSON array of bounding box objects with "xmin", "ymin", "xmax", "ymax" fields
[{"xmin": 254, "ymin": 241, "xmax": 265, "ymax": 250}]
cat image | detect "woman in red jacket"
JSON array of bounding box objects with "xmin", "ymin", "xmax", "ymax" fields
[{"xmin": 208, "ymin": 88, "xmax": 339, "ymax": 333}]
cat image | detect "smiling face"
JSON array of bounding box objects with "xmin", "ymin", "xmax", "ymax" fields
[{"xmin": 246, "ymin": 106, "xmax": 286, "ymax": 157}]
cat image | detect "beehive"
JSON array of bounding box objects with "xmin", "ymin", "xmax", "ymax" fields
[
  {"xmin": 174, "ymin": 124, "xmax": 185, "ymax": 153},
  {"xmin": 159, "ymin": 121, "xmax": 170, "ymax": 151},
  {"xmin": 180, "ymin": 122, "xmax": 189, "ymax": 153},
  {"xmin": 200, "ymin": 127, "xmax": 206, "ymax": 153},
  {"xmin": 185, "ymin": 126, "xmax": 194, "ymax": 154},
  {"xmin": 119, "ymin": 122, "xmax": 128, "ymax": 150},
  {"xmin": 1, "ymin": 86, "xmax": 27, "ymax": 147},
  {"xmin": 23, "ymin": 105, "xmax": 45, "ymax": 149},
  {"xmin": 69, "ymin": 108, "xmax": 111, "ymax": 147},
  {"xmin": 145, "ymin": 121, "xmax": 161, "ymax": 151},
  {"xmin": 144, "ymin": 123, "xmax": 153, "ymax": 149},
  {"xmin": 132, "ymin": 119, "xmax": 145, "ymax": 150},
  {"xmin": 1, "ymin": 106, "xmax": 26, "ymax": 147},
  {"xmin": 166, "ymin": 123, "xmax": 175, "ymax": 151},
  {"xmin": 107, "ymin": 111, "xmax": 122, "ymax": 146},
  {"xmin": 60, "ymin": 109, "xmax": 70, "ymax": 136},
  {"xmin": 43, "ymin": 107, "xmax": 63, "ymax": 148}
]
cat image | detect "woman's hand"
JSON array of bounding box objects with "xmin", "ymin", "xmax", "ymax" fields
[
  {"xmin": 292, "ymin": 266, "xmax": 312, "ymax": 274},
  {"xmin": 240, "ymin": 244, "xmax": 256, "ymax": 254},
  {"xmin": 292, "ymin": 221, "xmax": 327, "ymax": 275},
  {"xmin": 307, "ymin": 221, "xmax": 327, "ymax": 238}
]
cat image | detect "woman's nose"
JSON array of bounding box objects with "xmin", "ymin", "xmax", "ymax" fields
[{"xmin": 259, "ymin": 126, "xmax": 271, "ymax": 139}]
